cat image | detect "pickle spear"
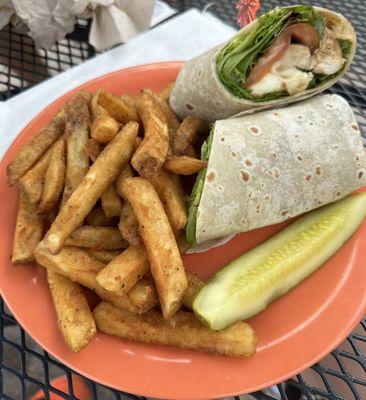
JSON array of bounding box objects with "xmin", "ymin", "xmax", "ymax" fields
[{"xmin": 193, "ymin": 192, "xmax": 366, "ymax": 330}]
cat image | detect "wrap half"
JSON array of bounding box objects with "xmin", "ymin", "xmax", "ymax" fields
[
  {"xmin": 187, "ymin": 94, "xmax": 366, "ymax": 245},
  {"xmin": 170, "ymin": 5, "xmax": 356, "ymax": 123}
]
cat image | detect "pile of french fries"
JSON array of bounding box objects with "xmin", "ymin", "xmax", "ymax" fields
[{"xmin": 8, "ymin": 85, "xmax": 256, "ymax": 358}]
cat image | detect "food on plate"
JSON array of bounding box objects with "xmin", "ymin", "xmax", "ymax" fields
[
  {"xmin": 170, "ymin": 5, "xmax": 356, "ymax": 122},
  {"xmin": 173, "ymin": 116, "xmax": 201, "ymax": 155},
  {"xmin": 7, "ymin": 108, "xmax": 65, "ymax": 186},
  {"xmin": 87, "ymin": 249, "xmax": 121, "ymax": 263},
  {"xmin": 148, "ymin": 169, "xmax": 187, "ymax": 231},
  {"xmin": 91, "ymin": 90, "xmax": 107, "ymax": 118},
  {"xmin": 118, "ymin": 201, "xmax": 141, "ymax": 246},
  {"xmin": 193, "ymin": 192, "xmax": 366, "ymax": 330},
  {"xmin": 131, "ymin": 91, "xmax": 169, "ymax": 176},
  {"xmin": 84, "ymin": 138, "xmax": 101, "ymax": 162},
  {"xmin": 121, "ymin": 177, "xmax": 187, "ymax": 319},
  {"xmin": 164, "ymin": 155, "xmax": 207, "ymax": 175},
  {"xmin": 91, "ymin": 113, "xmax": 120, "ymax": 143},
  {"xmin": 94, "ymin": 302, "xmax": 256, "ymax": 358},
  {"xmin": 38, "ymin": 139, "xmax": 66, "ymax": 214},
  {"xmin": 86, "ymin": 207, "xmax": 117, "ymax": 227},
  {"xmin": 11, "ymin": 189, "xmax": 43, "ymax": 264},
  {"xmin": 98, "ymin": 90, "xmax": 139, "ymax": 123},
  {"xmin": 187, "ymin": 94, "xmax": 366, "ymax": 245},
  {"xmin": 44, "ymin": 121, "xmax": 138, "ymax": 254},
  {"xmin": 183, "ymin": 271, "xmax": 204, "ymax": 309},
  {"xmin": 96, "ymin": 245, "xmax": 149, "ymax": 295},
  {"xmin": 47, "ymin": 270, "xmax": 96, "ymax": 352},
  {"xmin": 64, "ymin": 226, "xmax": 128, "ymax": 250},
  {"xmin": 62, "ymin": 91, "xmax": 91, "ymax": 203},
  {"xmin": 101, "ymin": 184, "xmax": 122, "ymax": 218}
]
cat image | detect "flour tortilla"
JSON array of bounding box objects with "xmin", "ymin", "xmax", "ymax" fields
[
  {"xmin": 170, "ymin": 7, "xmax": 356, "ymax": 124},
  {"xmin": 193, "ymin": 94, "xmax": 366, "ymax": 244}
]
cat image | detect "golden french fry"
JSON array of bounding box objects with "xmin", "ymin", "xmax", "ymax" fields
[
  {"xmin": 128, "ymin": 279, "xmax": 157, "ymax": 310},
  {"xmin": 12, "ymin": 189, "xmax": 43, "ymax": 264},
  {"xmin": 18, "ymin": 144, "xmax": 53, "ymax": 205},
  {"xmin": 164, "ymin": 156, "xmax": 207, "ymax": 175},
  {"xmin": 87, "ymin": 249, "xmax": 121, "ymax": 264},
  {"xmin": 91, "ymin": 114, "xmax": 120, "ymax": 143},
  {"xmin": 62, "ymin": 91, "xmax": 91, "ymax": 203},
  {"xmin": 148, "ymin": 169, "xmax": 187, "ymax": 231},
  {"xmin": 98, "ymin": 90, "xmax": 139, "ymax": 123},
  {"xmin": 47, "ymin": 269, "xmax": 96, "ymax": 352},
  {"xmin": 115, "ymin": 164, "xmax": 134, "ymax": 195},
  {"xmin": 96, "ymin": 245, "xmax": 149, "ymax": 295},
  {"xmin": 44, "ymin": 121, "xmax": 138, "ymax": 254},
  {"xmin": 120, "ymin": 93, "xmax": 135, "ymax": 107},
  {"xmin": 158, "ymin": 83, "xmax": 174, "ymax": 102},
  {"xmin": 94, "ymin": 302, "xmax": 257, "ymax": 357},
  {"xmin": 134, "ymin": 136, "xmax": 142, "ymax": 152},
  {"xmin": 131, "ymin": 92, "xmax": 169, "ymax": 177},
  {"xmin": 7, "ymin": 108, "xmax": 65, "ymax": 186},
  {"xmin": 86, "ymin": 207, "xmax": 117, "ymax": 226},
  {"xmin": 118, "ymin": 201, "xmax": 140, "ymax": 246},
  {"xmin": 38, "ymin": 139, "xmax": 66, "ymax": 214},
  {"xmin": 173, "ymin": 116, "xmax": 201, "ymax": 155},
  {"xmin": 122, "ymin": 177, "xmax": 187, "ymax": 319},
  {"xmin": 101, "ymin": 184, "xmax": 122, "ymax": 218},
  {"xmin": 85, "ymin": 138, "xmax": 102, "ymax": 162},
  {"xmin": 183, "ymin": 271, "xmax": 204, "ymax": 310},
  {"xmin": 64, "ymin": 226, "xmax": 128, "ymax": 250},
  {"xmin": 91, "ymin": 90, "xmax": 108, "ymax": 119},
  {"xmin": 35, "ymin": 242, "xmax": 156, "ymax": 314},
  {"xmin": 184, "ymin": 144, "xmax": 197, "ymax": 158}
]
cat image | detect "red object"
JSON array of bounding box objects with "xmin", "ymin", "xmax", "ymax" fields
[
  {"xmin": 236, "ymin": 0, "xmax": 261, "ymax": 27},
  {"xmin": 1, "ymin": 63, "xmax": 366, "ymax": 400}
]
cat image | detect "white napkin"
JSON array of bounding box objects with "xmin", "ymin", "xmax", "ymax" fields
[{"xmin": 0, "ymin": 9, "xmax": 236, "ymax": 160}]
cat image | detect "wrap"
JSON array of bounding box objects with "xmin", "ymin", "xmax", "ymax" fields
[
  {"xmin": 170, "ymin": 5, "xmax": 356, "ymax": 123},
  {"xmin": 187, "ymin": 94, "xmax": 366, "ymax": 245}
]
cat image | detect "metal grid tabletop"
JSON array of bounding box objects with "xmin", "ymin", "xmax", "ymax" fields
[{"xmin": 1, "ymin": 1, "xmax": 365, "ymax": 399}]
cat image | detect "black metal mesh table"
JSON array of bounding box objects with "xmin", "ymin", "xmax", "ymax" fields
[{"xmin": 1, "ymin": 1, "xmax": 366, "ymax": 399}]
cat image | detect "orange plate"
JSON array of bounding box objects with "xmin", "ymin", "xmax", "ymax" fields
[{"xmin": 1, "ymin": 62, "xmax": 366, "ymax": 400}]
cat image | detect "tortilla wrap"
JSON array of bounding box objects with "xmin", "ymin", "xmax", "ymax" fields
[
  {"xmin": 170, "ymin": 6, "xmax": 356, "ymax": 123},
  {"xmin": 188, "ymin": 94, "xmax": 366, "ymax": 245}
]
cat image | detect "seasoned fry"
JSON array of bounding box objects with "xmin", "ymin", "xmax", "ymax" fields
[
  {"xmin": 85, "ymin": 138, "xmax": 102, "ymax": 162},
  {"xmin": 185, "ymin": 144, "xmax": 197, "ymax": 158},
  {"xmin": 87, "ymin": 249, "xmax": 121, "ymax": 264},
  {"xmin": 47, "ymin": 270, "xmax": 96, "ymax": 352},
  {"xmin": 86, "ymin": 207, "xmax": 117, "ymax": 226},
  {"xmin": 44, "ymin": 121, "xmax": 138, "ymax": 254},
  {"xmin": 98, "ymin": 90, "xmax": 139, "ymax": 123},
  {"xmin": 164, "ymin": 156, "xmax": 207, "ymax": 175},
  {"xmin": 118, "ymin": 201, "xmax": 140, "ymax": 246},
  {"xmin": 96, "ymin": 245, "xmax": 149, "ymax": 295},
  {"xmin": 173, "ymin": 116, "xmax": 201, "ymax": 155},
  {"xmin": 128, "ymin": 279, "xmax": 157, "ymax": 309},
  {"xmin": 38, "ymin": 139, "xmax": 66, "ymax": 214},
  {"xmin": 158, "ymin": 82, "xmax": 174, "ymax": 102},
  {"xmin": 94, "ymin": 302, "xmax": 257, "ymax": 358},
  {"xmin": 18, "ymin": 145, "xmax": 53, "ymax": 205},
  {"xmin": 148, "ymin": 169, "xmax": 187, "ymax": 231},
  {"xmin": 64, "ymin": 226, "xmax": 128, "ymax": 250},
  {"xmin": 91, "ymin": 114, "xmax": 120, "ymax": 143},
  {"xmin": 91, "ymin": 90, "xmax": 108, "ymax": 118},
  {"xmin": 134, "ymin": 136, "xmax": 142, "ymax": 152},
  {"xmin": 131, "ymin": 92, "xmax": 169, "ymax": 177},
  {"xmin": 101, "ymin": 184, "xmax": 122, "ymax": 218},
  {"xmin": 115, "ymin": 164, "xmax": 134, "ymax": 194},
  {"xmin": 120, "ymin": 93, "xmax": 135, "ymax": 107},
  {"xmin": 183, "ymin": 271, "xmax": 204, "ymax": 309},
  {"xmin": 7, "ymin": 108, "xmax": 65, "ymax": 186},
  {"xmin": 122, "ymin": 177, "xmax": 187, "ymax": 319},
  {"xmin": 62, "ymin": 91, "xmax": 91, "ymax": 203},
  {"xmin": 35, "ymin": 242, "xmax": 156, "ymax": 314},
  {"xmin": 12, "ymin": 189, "xmax": 43, "ymax": 264}
]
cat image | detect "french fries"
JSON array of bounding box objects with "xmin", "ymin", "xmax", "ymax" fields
[
  {"xmin": 35, "ymin": 242, "xmax": 156, "ymax": 314},
  {"xmin": 98, "ymin": 90, "xmax": 139, "ymax": 123},
  {"xmin": 12, "ymin": 189, "xmax": 43, "ymax": 264},
  {"xmin": 87, "ymin": 249, "xmax": 121, "ymax": 264},
  {"xmin": 85, "ymin": 138, "xmax": 102, "ymax": 162},
  {"xmin": 101, "ymin": 184, "xmax": 122, "ymax": 218},
  {"xmin": 122, "ymin": 177, "xmax": 187, "ymax": 319},
  {"xmin": 64, "ymin": 226, "xmax": 127, "ymax": 250},
  {"xmin": 91, "ymin": 90, "xmax": 108, "ymax": 118},
  {"xmin": 164, "ymin": 156, "xmax": 207, "ymax": 175},
  {"xmin": 47, "ymin": 270, "xmax": 96, "ymax": 352},
  {"xmin": 38, "ymin": 139, "xmax": 66, "ymax": 214},
  {"xmin": 120, "ymin": 93, "xmax": 135, "ymax": 107},
  {"xmin": 91, "ymin": 114, "xmax": 119, "ymax": 143},
  {"xmin": 96, "ymin": 245, "xmax": 149, "ymax": 295},
  {"xmin": 148, "ymin": 169, "xmax": 187, "ymax": 231},
  {"xmin": 94, "ymin": 302, "xmax": 257, "ymax": 358},
  {"xmin": 158, "ymin": 82, "xmax": 174, "ymax": 102},
  {"xmin": 62, "ymin": 91, "xmax": 91, "ymax": 203},
  {"xmin": 118, "ymin": 201, "xmax": 140, "ymax": 246},
  {"xmin": 44, "ymin": 121, "xmax": 138, "ymax": 254},
  {"xmin": 7, "ymin": 108, "xmax": 65, "ymax": 186},
  {"xmin": 131, "ymin": 92, "xmax": 169, "ymax": 176},
  {"xmin": 183, "ymin": 271, "xmax": 204, "ymax": 309},
  {"xmin": 128, "ymin": 279, "xmax": 157, "ymax": 310},
  {"xmin": 173, "ymin": 116, "xmax": 201, "ymax": 155},
  {"xmin": 86, "ymin": 207, "xmax": 117, "ymax": 226}
]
